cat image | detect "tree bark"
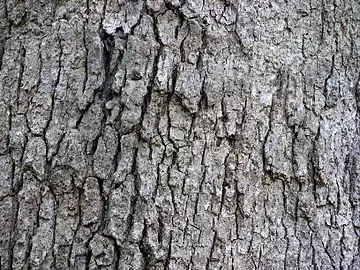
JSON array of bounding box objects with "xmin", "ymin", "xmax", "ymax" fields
[{"xmin": 0, "ymin": 0, "xmax": 359, "ymax": 269}]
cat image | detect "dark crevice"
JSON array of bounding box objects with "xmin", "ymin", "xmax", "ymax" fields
[
  {"xmin": 111, "ymin": 132, "xmax": 122, "ymax": 186},
  {"xmin": 67, "ymin": 189, "xmax": 82, "ymax": 269},
  {"xmin": 98, "ymin": 28, "xmax": 117, "ymax": 101},
  {"xmin": 102, "ymin": 234, "xmax": 120, "ymax": 269},
  {"xmin": 75, "ymin": 101, "xmax": 93, "ymax": 129},
  {"xmin": 198, "ymin": 77, "xmax": 208, "ymax": 110},
  {"xmin": 219, "ymin": 178, "xmax": 227, "ymax": 217},
  {"xmin": 45, "ymin": 35, "xmax": 63, "ymax": 163},
  {"xmin": 196, "ymin": 26, "xmax": 207, "ymax": 70},
  {"xmin": 138, "ymin": 9, "xmax": 163, "ymax": 136},
  {"xmin": 262, "ymin": 68, "xmax": 284, "ymax": 175},
  {"xmin": 323, "ymin": 54, "xmax": 336, "ymax": 108},
  {"xmin": 238, "ymin": 98, "xmax": 247, "ymax": 131},
  {"xmin": 170, "ymin": 64, "xmax": 178, "ymax": 96},
  {"xmin": 157, "ymin": 208, "xmax": 164, "ymax": 244},
  {"xmin": 179, "ymin": 24, "xmax": 190, "ymax": 63},
  {"xmin": 82, "ymin": 28, "xmax": 89, "ymax": 95},
  {"xmin": 0, "ymin": 42, "xmax": 5, "ymax": 71},
  {"xmin": 282, "ymin": 184, "xmax": 289, "ymax": 270},
  {"xmin": 3, "ymin": 104, "xmax": 13, "ymax": 156},
  {"xmin": 84, "ymin": 247, "xmax": 92, "ymax": 270},
  {"xmin": 187, "ymin": 112, "xmax": 197, "ymax": 140},
  {"xmin": 99, "ymin": 0, "xmax": 108, "ymax": 28},
  {"xmin": 205, "ymin": 230, "xmax": 217, "ymax": 270},
  {"xmin": 193, "ymin": 143, "xmax": 207, "ymax": 222},
  {"xmin": 9, "ymin": 196, "xmax": 20, "ymax": 270},
  {"xmin": 234, "ymin": 185, "xmax": 245, "ymax": 226},
  {"xmin": 164, "ymin": 1, "xmax": 187, "ymax": 23},
  {"xmin": 164, "ymin": 231, "xmax": 172, "ymax": 270},
  {"xmin": 262, "ymin": 98, "xmax": 273, "ymax": 173},
  {"xmin": 167, "ymin": 151, "xmax": 178, "ymax": 214},
  {"xmin": 138, "ymin": 35, "xmax": 162, "ymax": 130},
  {"xmin": 15, "ymin": 45, "xmax": 26, "ymax": 112},
  {"xmin": 125, "ymin": 147, "xmax": 140, "ymax": 237},
  {"xmin": 139, "ymin": 220, "xmax": 151, "ymax": 269}
]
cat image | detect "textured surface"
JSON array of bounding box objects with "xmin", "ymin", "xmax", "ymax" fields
[{"xmin": 0, "ymin": 0, "xmax": 360, "ymax": 269}]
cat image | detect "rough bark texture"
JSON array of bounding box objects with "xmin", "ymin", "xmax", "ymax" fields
[{"xmin": 0, "ymin": 0, "xmax": 360, "ymax": 269}]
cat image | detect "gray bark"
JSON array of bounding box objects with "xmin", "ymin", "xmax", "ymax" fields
[{"xmin": 0, "ymin": 0, "xmax": 359, "ymax": 269}]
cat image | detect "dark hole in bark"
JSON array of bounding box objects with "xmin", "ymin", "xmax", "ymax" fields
[{"xmin": 130, "ymin": 70, "xmax": 142, "ymax": 81}]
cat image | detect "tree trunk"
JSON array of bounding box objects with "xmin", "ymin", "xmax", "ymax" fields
[{"xmin": 0, "ymin": 0, "xmax": 359, "ymax": 269}]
